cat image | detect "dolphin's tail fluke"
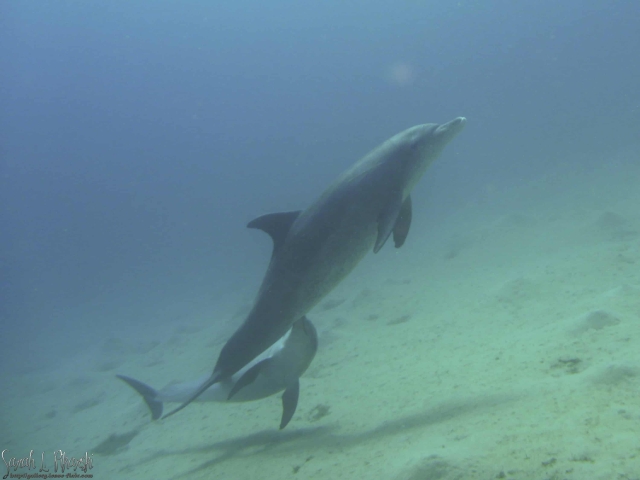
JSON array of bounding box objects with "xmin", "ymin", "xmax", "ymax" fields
[
  {"xmin": 116, "ymin": 374, "xmax": 163, "ymax": 420},
  {"xmin": 162, "ymin": 371, "xmax": 222, "ymax": 419}
]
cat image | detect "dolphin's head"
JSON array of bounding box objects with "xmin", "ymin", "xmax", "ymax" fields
[{"xmin": 394, "ymin": 116, "xmax": 466, "ymax": 188}]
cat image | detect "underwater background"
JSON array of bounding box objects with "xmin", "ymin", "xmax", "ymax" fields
[{"xmin": 1, "ymin": 1, "xmax": 639, "ymax": 479}]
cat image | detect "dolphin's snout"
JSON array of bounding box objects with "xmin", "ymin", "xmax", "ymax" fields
[
  {"xmin": 448, "ymin": 116, "xmax": 467, "ymax": 129},
  {"xmin": 436, "ymin": 116, "xmax": 466, "ymax": 139}
]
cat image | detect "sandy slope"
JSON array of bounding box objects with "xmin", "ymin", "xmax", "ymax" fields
[{"xmin": 2, "ymin": 153, "xmax": 639, "ymax": 480}]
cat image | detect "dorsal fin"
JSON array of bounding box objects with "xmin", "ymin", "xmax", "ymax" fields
[{"xmin": 247, "ymin": 211, "xmax": 301, "ymax": 253}]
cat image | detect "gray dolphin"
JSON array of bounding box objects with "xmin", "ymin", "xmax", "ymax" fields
[
  {"xmin": 165, "ymin": 116, "xmax": 466, "ymax": 418},
  {"xmin": 118, "ymin": 316, "xmax": 317, "ymax": 429}
]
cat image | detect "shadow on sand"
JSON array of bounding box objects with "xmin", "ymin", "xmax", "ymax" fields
[{"xmin": 129, "ymin": 392, "xmax": 517, "ymax": 479}]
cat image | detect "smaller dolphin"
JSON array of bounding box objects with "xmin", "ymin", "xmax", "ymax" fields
[{"xmin": 117, "ymin": 316, "xmax": 318, "ymax": 429}]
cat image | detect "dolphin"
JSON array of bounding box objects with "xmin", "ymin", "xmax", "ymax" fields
[
  {"xmin": 117, "ymin": 316, "xmax": 317, "ymax": 429},
  {"xmin": 165, "ymin": 116, "xmax": 466, "ymax": 418}
]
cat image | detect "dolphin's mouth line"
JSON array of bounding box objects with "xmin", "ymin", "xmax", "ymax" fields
[{"xmin": 435, "ymin": 116, "xmax": 466, "ymax": 140}]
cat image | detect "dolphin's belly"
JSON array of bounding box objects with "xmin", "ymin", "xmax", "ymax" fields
[
  {"xmin": 157, "ymin": 374, "xmax": 285, "ymax": 404},
  {"xmin": 226, "ymin": 375, "xmax": 287, "ymax": 402},
  {"xmin": 157, "ymin": 334, "xmax": 294, "ymax": 404},
  {"xmin": 293, "ymin": 217, "xmax": 377, "ymax": 310},
  {"xmin": 286, "ymin": 180, "xmax": 386, "ymax": 313},
  {"xmin": 158, "ymin": 376, "xmax": 230, "ymax": 403}
]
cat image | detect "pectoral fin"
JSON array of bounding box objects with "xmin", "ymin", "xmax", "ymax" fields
[
  {"xmin": 227, "ymin": 359, "xmax": 270, "ymax": 400},
  {"xmin": 374, "ymin": 193, "xmax": 404, "ymax": 253},
  {"xmin": 280, "ymin": 380, "xmax": 300, "ymax": 429},
  {"xmin": 392, "ymin": 195, "xmax": 412, "ymax": 248}
]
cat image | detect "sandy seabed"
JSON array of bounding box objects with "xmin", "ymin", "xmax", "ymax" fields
[{"xmin": 2, "ymin": 153, "xmax": 639, "ymax": 480}]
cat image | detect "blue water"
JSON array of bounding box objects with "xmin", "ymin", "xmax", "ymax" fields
[{"xmin": 1, "ymin": 0, "xmax": 638, "ymax": 414}]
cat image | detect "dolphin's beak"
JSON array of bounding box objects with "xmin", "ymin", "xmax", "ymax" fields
[
  {"xmin": 438, "ymin": 117, "xmax": 467, "ymax": 135},
  {"xmin": 434, "ymin": 117, "xmax": 467, "ymax": 146}
]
